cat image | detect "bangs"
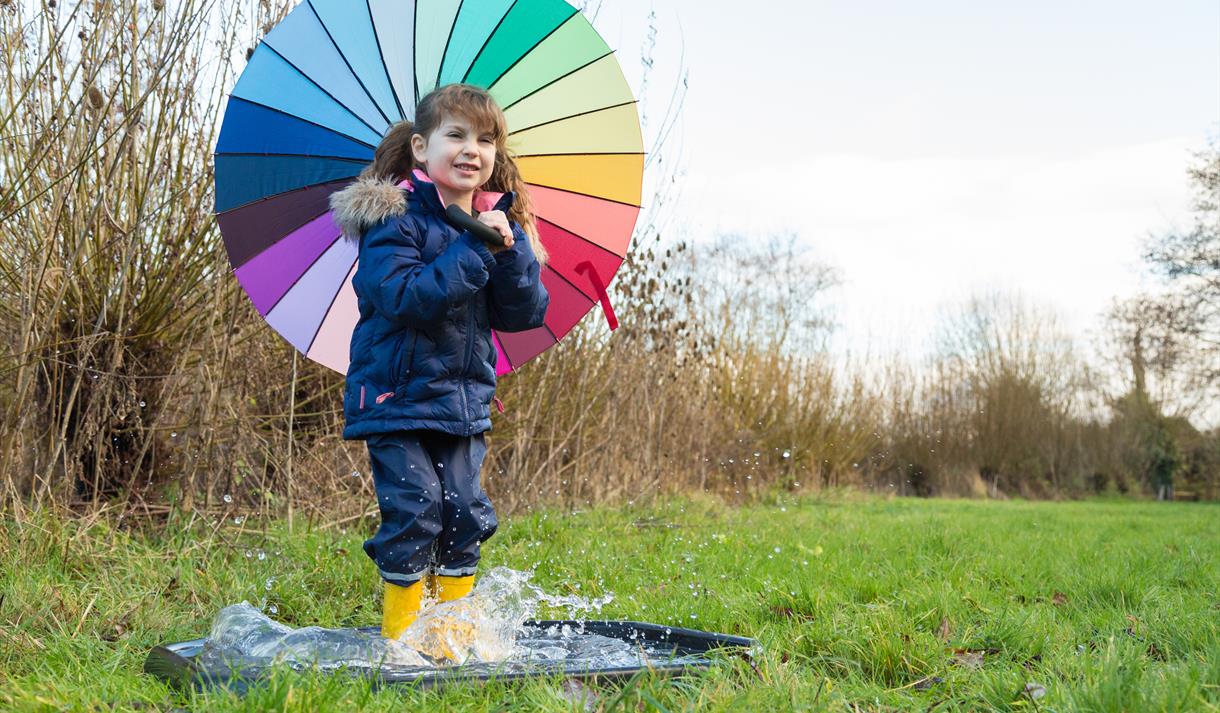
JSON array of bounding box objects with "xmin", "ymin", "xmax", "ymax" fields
[{"xmin": 434, "ymin": 92, "xmax": 507, "ymax": 142}]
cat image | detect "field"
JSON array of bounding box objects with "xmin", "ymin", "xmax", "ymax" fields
[{"xmin": 1, "ymin": 495, "xmax": 1217, "ymax": 712}]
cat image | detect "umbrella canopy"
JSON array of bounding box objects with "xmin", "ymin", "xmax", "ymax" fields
[{"xmin": 214, "ymin": 0, "xmax": 643, "ymax": 375}]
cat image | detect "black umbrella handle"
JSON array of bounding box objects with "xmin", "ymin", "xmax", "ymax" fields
[{"xmin": 445, "ymin": 204, "xmax": 506, "ymax": 247}]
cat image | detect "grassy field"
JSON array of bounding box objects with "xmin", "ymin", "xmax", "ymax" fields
[{"xmin": 1, "ymin": 495, "xmax": 1217, "ymax": 712}]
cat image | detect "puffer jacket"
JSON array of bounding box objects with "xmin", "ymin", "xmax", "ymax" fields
[{"xmin": 330, "ymin": 169, "xmax": 549, "ymax": 440}]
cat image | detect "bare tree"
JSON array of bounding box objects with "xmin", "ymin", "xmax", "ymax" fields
[
  {"xmin": 1126, "ymin": 143, "xmax": 1220, "ymax": 410},
  {"xmin": 934, "ymin": 292, "xmax": 1089, "ymax": 496},
  {"xmin": 684, "ymin": 232, "xmax": 841, "ymax": 354}
]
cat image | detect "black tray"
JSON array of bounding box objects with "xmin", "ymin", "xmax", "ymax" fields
[{"xmin": 144, "ymin": 619, "xmax": 757, "ymax": 693}]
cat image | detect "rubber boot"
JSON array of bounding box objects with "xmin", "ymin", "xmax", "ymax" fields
[
  {"xmin": 410, "ymin": 574, "xmax": 478, "ymax": 662},
  {"xmin": 381, "ymin": 579, "xmax": 424, "ymax": 640},
  {"xmin": 435, "ymin": 574, "xmax": 475, "ymax": 602}
]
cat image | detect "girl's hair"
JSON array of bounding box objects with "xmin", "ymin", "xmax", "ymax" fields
[{"xmin": 361, "ymin": 84, "xmax": 549, "ymax": 265}]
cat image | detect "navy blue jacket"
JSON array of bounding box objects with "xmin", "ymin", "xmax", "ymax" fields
[{"xmin": 330, "ymin": 170, "xmax": 549, "ymax": 439}]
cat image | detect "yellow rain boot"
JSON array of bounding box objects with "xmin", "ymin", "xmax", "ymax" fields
[
  {"xmin": 380, "ymin": 579, "xmax": 424, "ymax": 640},
  {"xmin": 434, "ymin": 574, "xmax": 475, "ymax": 602},
  {"xmin": 408, "ymin": 574, "xmax": 479, "ymax": 662}
]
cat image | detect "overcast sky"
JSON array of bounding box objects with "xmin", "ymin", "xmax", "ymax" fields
[{"xmin": 587, "ymin": 0, "xmax": 1219, "ymax": 358}]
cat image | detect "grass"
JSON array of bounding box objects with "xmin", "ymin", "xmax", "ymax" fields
[{"xmin": 1, "ymin": 494, "xmax": 1217, "ymax": 712}]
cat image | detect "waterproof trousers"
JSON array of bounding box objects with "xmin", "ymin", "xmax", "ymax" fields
[{"xmin": 364, "ymin": 430, "xmax": 498, "ymax": 586}]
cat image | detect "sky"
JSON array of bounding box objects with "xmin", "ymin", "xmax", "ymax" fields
[{"xmin": 586, "ymin": 0, "xmax": 1220, "ymax": 359}]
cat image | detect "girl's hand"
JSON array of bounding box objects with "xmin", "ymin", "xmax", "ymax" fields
[{"xmin": 476, "ymin": 210, "xmax": 514, "ymax": 253}]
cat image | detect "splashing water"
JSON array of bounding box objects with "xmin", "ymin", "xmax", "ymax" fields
[
  {"xmin": 196, "ymin": 567, "xmax": 686, "ymax": 675},
  {"xmin": 198, "ymin": 604, "xmax": 428, "ymax": 671},
  {"xmin": 400, "ymin": 566, "xmax": 615, "ymax": 664}
]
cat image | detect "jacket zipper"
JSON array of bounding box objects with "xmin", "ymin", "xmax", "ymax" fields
[
  {"xmin": 461, "ymin": 299, "xmax": 477, "ymax": 434},
  {"xmin": 394, "ymin": 333, "xmax": 418, "ymax": 384}
]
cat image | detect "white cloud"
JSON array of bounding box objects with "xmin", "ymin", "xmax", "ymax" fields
[{"xmin": 678, "ymin": 137, "xmax": 1200, "ymax": 357}]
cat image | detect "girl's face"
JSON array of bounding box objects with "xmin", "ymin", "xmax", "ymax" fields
[{"xmin": 411, "ymin": 115, "xmax": 496, "ymax": 202}]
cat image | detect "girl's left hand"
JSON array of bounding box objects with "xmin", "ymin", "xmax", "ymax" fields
[{"xmin": 476, "ymin": 210, "xmax": 514, "ymax": 251}]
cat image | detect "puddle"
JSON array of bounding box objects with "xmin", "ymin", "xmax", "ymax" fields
[{"xmin": 196, "ymin": 567, "xmax": 697, "ymax": 675}]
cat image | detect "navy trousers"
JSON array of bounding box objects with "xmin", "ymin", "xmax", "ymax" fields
[{"xmin": 364, "ymin": 430, "xmax": 498, "ymax": 586}]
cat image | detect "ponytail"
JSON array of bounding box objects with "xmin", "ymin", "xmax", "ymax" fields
[
  {"xmin": 360, "ymin": 120, "xmax": 416, "ymax": 183},
  {"xmin": 487, "ymin": 145, "xmax": 549, "ymax": 266}
]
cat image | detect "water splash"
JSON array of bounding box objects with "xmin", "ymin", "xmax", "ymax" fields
[
  {"xmin": 401, "ymin": 566, "xmax": 616, "ymax": 664},
  {"xmin": 197, "ymin": 604, "xmax": 428, "ymax": 671},
  {"xmin": 196, "ymin": 567, "xmax": 676, "ymax": 675}
]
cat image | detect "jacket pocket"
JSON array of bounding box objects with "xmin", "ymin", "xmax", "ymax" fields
[{"xmin": 392, "ymin": 332, "xmax": 418, "ymax": 384}]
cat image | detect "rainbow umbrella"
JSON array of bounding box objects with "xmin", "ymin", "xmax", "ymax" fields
[{"xmin": 215, "ymin": 0, "xmax": 642, "ymax": 375}]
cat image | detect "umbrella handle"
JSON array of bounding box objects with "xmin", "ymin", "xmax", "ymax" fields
[{"xmin": 445, "ymin": 204, "xmax": 507, "ymax": 247}]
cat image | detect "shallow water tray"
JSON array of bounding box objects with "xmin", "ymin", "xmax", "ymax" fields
[{"xmin": 144, "ymin": 619, "xmax": 757, "ymax": 693}]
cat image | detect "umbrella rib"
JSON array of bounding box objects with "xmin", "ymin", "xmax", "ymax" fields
[
  {"xmin": 216, "ymin": 177, "xmax": 354, "ymax": 218},
  {"xmin": 223, "ymin": 188, "xmax": 346, "ymax": 271},
  {"xmin": 525, "ymin": 182, "xmax": 641, "ymax": 209},
  {"xmin": 492, "ymin": 331, "xmax": 518, "ymax": 373},
  {"xmin": 541, "ymin": 263, "xmax": 599, "ymax": 310},
  {"xmin": 260, "ymin": 232, "xmax": 343, "ymax": 318},
  {"xmin": 460, "ymin": 0, "xmax": 520, "ymax": 84},
  {"xmin": 221, "ymin": 98, "xmax": 378, "ymax": 150},
  {"xmin": 497, "ymin": 50, "xmax": 616, "ymax": 112},
  {"xmin": 412, "ymin": 1, "xmax": 421, "ymax": 104},
  {"xmin": 480, "ymin": 11, "xmax": 583, "ymax": 91},
  {"xmin": 304, "ymin": 255, "xmax": 359, "ymax": 356},
  {"xmin": 538, "ymin": 216, "xmax": 630, "ymax": 262},
  {"xmin": 215, "ymin": 157, "xmax": 364, "ymax": 214},
  {"xmin": 306, "ymin": 0, "xmax": 394, "ymax": 126},
  {"xmin": 216, "ymin": 151, "xmax": 374, "ymax": 162},
  {"xmin": 495, "ymin": 281, "xmax": 564, "ymax": 372},
  {"xmin": 262, "ymin": 43, "xmax": 386, "ymax": 139},
  {"xmin": 508, "ymin": 99, "xmax": 637, "ymax": 135},
  {"xmin": 214, "ymin": 152, "xmax": 373, "ymax": 164},
  {"xmin": 366, "ymin": 0, "xmax": 408, "ymax": 121},
  {"xmin": 434, "ymin": 0, "xmax": 465, "ymax": 93}
]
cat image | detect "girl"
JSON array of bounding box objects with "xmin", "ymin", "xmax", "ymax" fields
[{"xmin": 329, "ymin": 84, "xmax": 549, "ymax": 640}]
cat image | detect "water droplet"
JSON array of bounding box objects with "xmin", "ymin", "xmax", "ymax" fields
[
  {"xmin": 782, "ymin": 450, "xmax": 791, "ymax": 459},
  {"xmin": 139, "ymin": 400, "xmax": 146, "ymax": 408},
  {"xmin": 233, "ymin": 516, "xmax": 244, "ymax": 525},
  {"xmin": 222, "ymin": 494, "xmax": 232, "ymax": 503}
]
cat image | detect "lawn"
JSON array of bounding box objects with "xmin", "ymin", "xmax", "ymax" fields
[{"xmin": 1, "ymin": 495, "xmax": 1217, "ymax": 711}]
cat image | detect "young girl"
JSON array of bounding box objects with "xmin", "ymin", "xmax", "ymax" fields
[{"xmin": 330, "ymin": 84, "xmax": 549, "ymax": 640}]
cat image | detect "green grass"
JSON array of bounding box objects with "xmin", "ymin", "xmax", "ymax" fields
[{"xmin": 1, "ymin": 495, "xmax": 1217, "ymax": 711}]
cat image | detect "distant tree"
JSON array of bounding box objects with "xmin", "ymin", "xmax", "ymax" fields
[
  {"xmin": 1129, "ymin": 144, "xmax": 1220, "ymax": 408},
  {"xmin": 1102, "ymin": 142, "xmax": 1220, "ymax": 498},
  {"xmin": 934, "ymin": 292, "xmax": 1089, "ymax": 496},
  {"xmin": 687, "ymin": 232, "xmax": 841, "ymax": 354}
]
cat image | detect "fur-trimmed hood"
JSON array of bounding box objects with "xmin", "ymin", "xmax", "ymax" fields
[
  {"xmin": 327, "ymin": 170, "xmax": 514, "ymax": 241},
  {"xmin": 329, "ymin": 175, "xmax": 407, "ymax": 241},
  {"xmin": 327, "ymin": 170, "xmax": 548, "ymax": 268}
]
